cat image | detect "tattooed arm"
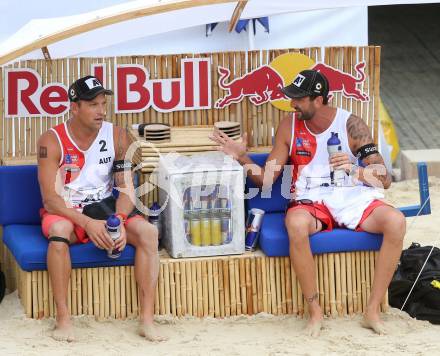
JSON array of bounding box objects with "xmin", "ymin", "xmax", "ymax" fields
[
  {"xmin": 37, "ymin": 131, "xmax": 91, "ymax": 228},
  {"xmin": 113, "ymin": 126, "xmax": 135, "ymax": 217},
  {"xmin": 346, "ymin": 114, "xmax": 392, "ymax": 189}
]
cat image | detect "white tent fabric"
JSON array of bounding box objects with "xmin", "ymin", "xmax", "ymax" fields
[{"xmin": 0, "ymin": 0, "xmax": 437, "ymax": 63}]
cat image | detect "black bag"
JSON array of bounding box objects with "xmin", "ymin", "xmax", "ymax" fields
[
  {"xmin": 0, "ymin": 269, "xmax": 5, "ymax": 304},
  {"xmin": 389, "ymin": 242, "xmax": 440, "ymax": 324}
]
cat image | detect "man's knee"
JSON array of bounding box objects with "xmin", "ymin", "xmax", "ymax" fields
[
  {"xmin": 285, "ymin": 213, "xmax": 311, "ymax": 244},
  {"xmin": 383, "ymin": 209, "xmax": 406, "ymax": 242},
  {"xmin": 130, "ymin": 220, "xmax": 159, "ymax": 251},
  {"xmin": 48, "ymin": 219, "xmax": 74, "ymax": 238}
]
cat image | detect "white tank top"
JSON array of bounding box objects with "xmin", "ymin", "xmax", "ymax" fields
[
  {"xmin": 289, "ymin": 108, "xmax": 383, "ymax": 204},
  {"xmin": 51, "ymin": 121, "xmax": 115, "ymax": 211}
]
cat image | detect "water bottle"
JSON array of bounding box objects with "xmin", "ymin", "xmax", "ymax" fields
[
  {"xmin": 327, "ymin": 132, "xmax": 346, "ymax": 187},
  {"xmin": 106, "ymin": 214, "xmax": 121, "ymax": 259},
  {"xmin": 149, "ymin": 202, "xmax": 161, "ymax": 239}
]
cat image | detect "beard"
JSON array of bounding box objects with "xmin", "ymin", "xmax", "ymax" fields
[{"xmin": 295, "ymin": 108, "xmax": 313, "ymax": 121}]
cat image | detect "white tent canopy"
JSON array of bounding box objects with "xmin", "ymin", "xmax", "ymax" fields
[{"xmin": 0, "ymin": 0, "xmax": 437, "ymax": 64}]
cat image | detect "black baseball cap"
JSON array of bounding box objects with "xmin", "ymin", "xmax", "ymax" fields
[
  {"xmin": 68, "ymin": 75, "xmax": 113, "ymax": 102},
  {"xmin": 281, "ymin": 69, "xmax": 329, "ymax": 99}
]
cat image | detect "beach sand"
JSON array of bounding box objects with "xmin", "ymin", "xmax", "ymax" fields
[{"xmin": 1, "ymin": 177, "xmax": 439, "ymax": 355}]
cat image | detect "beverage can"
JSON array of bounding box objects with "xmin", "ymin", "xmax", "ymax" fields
[{"xmin": 245, "ymin": 208, "xmax": 265, "ymax": 251}]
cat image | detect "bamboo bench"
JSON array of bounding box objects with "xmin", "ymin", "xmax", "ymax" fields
[{"xmin": 0, "ymin": 159, "xmax": 430, "ymax": 319}]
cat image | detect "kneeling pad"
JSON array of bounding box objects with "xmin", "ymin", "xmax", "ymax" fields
[{"xmin": 259, "ymin": 213, "xmax": 383, "ymax": 257}]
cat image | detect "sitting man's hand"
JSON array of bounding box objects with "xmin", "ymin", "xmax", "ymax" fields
[
  {"xmin": 114, "ymin": 224, "xmax": 127, "ymax": 252},
  {"xmin": 209, "ymin": 129, "xmax": 248, "ymax": 161},
  {"xmin": 84, "ymin": 219, "xmax": 114, "ymax": 250},
  {"xmin": 329, "ymin": 152, "xmax": 352, "ymax": 173}
]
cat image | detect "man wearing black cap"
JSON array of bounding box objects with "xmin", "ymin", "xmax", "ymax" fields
[
  {"xmin": 210, "ymin": 69, "xmax": 405, "ymax": 337},
  {"xmin": 37, "ymin": 76, "xmax": 166, "ymax": 342}
]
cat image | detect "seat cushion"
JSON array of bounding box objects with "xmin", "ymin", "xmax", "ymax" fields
[
  {"xmin": 0, "ymin": 165, "xmax": 42, "ymax": 225},
  {"xmin": 246, "ymin": 153, "xmax": 291, "ymax": 213},
  {"xmin": 3, "ymin": 225, "xmax": 136, "ymax": 271},
  {"xmin": 259, "ymin": 213, "xmax": 383, "ymax": 257}
]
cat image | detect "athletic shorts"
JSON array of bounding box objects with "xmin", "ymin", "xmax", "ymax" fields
[
  {"xmin": 40, "ymin": 196, "xmax": 144, "ymax": 244},
  {"xmin": 286, "ymin": 199, "xmax": 388, "ymax": 232}
]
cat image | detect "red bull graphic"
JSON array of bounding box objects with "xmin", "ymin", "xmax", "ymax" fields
[
  {"xmin": 216, "ymin": 52, "xmax": 370, "ymax": 111},
  {"xmin": 215, "ymin": 66, "xmax": 285, "ymax": 109},
  {"xmin": 312, "ymin": 61, "xmax": 369, "ymax": 101}
]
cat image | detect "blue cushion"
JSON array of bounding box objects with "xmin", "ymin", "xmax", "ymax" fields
[
  {"xmin": 3, "ymin": 225, "xmax": 136, "ymax": 271},
  {"xmin": 259, "ymin": 213, "xmax": 383, "ymax": 257},
  {"xmin": 0, "ymin": 165, "xmax": 42, "ymax": 225},
  {"xmin": 246, "ymin": 153, "xmax": 290, "ymax": 213}
]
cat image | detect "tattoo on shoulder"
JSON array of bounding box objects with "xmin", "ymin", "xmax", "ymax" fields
[
  {"xmin": 39, "ymin": 146, "xmax": 48, "ymax": 158},
  {"xmin": 347, "ymin": 115, "xmax": 373, "ymax": 145}
]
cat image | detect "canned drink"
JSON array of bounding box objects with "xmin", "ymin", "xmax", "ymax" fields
[
  {"xmin": 245, "ymin": 208, "xmax": 265, "ymax": 251},
  {"xmin": 190, "ymin": 215, "xmax": 202, "ymax": 246},
  {"xmin": 210, "ymin": 217, "xmax": 222, "ymax": 245},
  {"xmin": 200, "ymin": 212, "xmax": 211, "ymax": 246}
]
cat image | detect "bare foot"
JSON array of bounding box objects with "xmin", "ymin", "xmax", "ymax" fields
[
  {"xmin": 361, "ymin": 315, "xmax": 387, "ymax": 335},
  {"xmin": 304, "ymin": 317, "xmax": 323, "ymax": 338},
  {"xmin": 138, "ymin": 323, "xmax": 168, "ymax": 342},
  {"xmin": 51, "ymin": 319, "xmax": 75, "ymax": 342}
]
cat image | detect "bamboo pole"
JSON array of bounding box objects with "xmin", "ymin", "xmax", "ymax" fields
[
  {"xmin": 159, "ymin": 263, "xmax": 165, "ymax": 315},
  {"xmin": 335, "ymin": 253, "xmax": 342, "ymax": 316},
  {"xmin": 235, "ymin": 259, "xmax": 241, "ymax": 315},
  {"xmin": 213, "ymin": 259, "xmax": 220, "ymax": 317},
  {"xmin": 218, "ymin": 260, "xmax": 225, "ymax": 317},
  {"xmin": 31, "ymin": 271, "xmax": 38, "ymax": 319},
  {"xmin": 196, "ymin": 261, "xmax": 203, "ymax": 317},
  {"xmin": 355, "ymin": 252, "xmax": 362, "ymax": 313},
  {"xmin": 175, "ymin": 262, "xmax": 182, "ymax": 317},
  {"xmin": 256, "ymin": 257, "xmax": 264, "ymax": 313},
  {"xmin": 239, "ymin": 258, "xmax": 247, "ymax": 315},
  {"xmin": 249, "ymin": 257, "xmax": 257, "ymax": 315},
  {"xmin": 103, "ymin": 268, "xmax": 110, "ymax": 318},
  {"xmin": 323, "ymin": 254, "xmax": 330, "ymax": 316},
  {"xmin": 186, "ymin": 261, "xmax": 193, "ymax": 316},
  {"xmin": 25, "ymin": 272, "xmax": 32, "ymax": 318},
  {"xmin": 275, "ymin": 257, "xmax": 282, "ymax": 315},
  {"xmin": 87, "ymin": 268, "xmax": 93, "ymax": 316},
  {"xmin": 228, "ymin": 259, "xmax": 236, "ymax": 316},
  {"xmin": 169, "ymin": 262, "xmax": 176, "ymax": 316},
  {"xmin": 43, "ymin": 271, "xmax": 49, "ymax": 317},
  {"xmin": 70, "ymin": 270, "xmax": 77, "ymax": 316},
  {"xmin": 360, "ymin": 251, "xmax": 367, "ymax": 313},
  {"xmin": 269, "ymin": 258, "xmax": 277, "ymax": 315},
  {"xmin": 202, "ymin": 260, "xmax": 209, "ymax": 317},
  {"xmin": 341, "ymin": 253, "xmax": 348, "ymax": 316},
  {"xmin": 37, "ymin": 271, "xmax": 43, "ymax": 319},
  {"xmin": 365, "ymin": 251, "xmax": 371, "ymax": 303},
  {"xmin": 284, "ymin": 257, "xmax": 292, "ymax": 314},
  {"xmin": 93, "ymin": 268, "xmax": 99, "ymax": 318},
  {"xmin": 164, "ymin": 262, "xmax": 171, "ymax": 315},
  {"xmin": 110, "ymin": 267, "xmax": 117, "ymax": 318},
  {"xmin": 352, "ymin": 252, "xmax": 358, "ymax": 314},
  {"xmin": 208, "ymin": 260, "xmax": 214, "ymax": 317},
  {"xmin": 99, "ymin": 268, "xmax": 104, "ymax": 319},
  {"xmin": 180, "ymin": 262, "xmax": 186, "ymax": 316},
  {"xmin": 114, "ymin": 267, "xmax": 120, "ymax": 318},
  {"xmin": 120, "ymin": 266, "xmax": 126, "ymax": 319}
]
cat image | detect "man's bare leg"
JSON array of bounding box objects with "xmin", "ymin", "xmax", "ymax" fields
[
  {"xmin": 126, "ymin": 219, "xmax": 167, "ymax": 342},
  {"xmin": 359, "ymin": 206, "xmax": 406, "ymax": 334},
  {"xmin": 285, "ymin": 209, "xmax": 324, "ymax": 337},
  {"xmin": 47, "ymin": 220, "xmax": 76, "ymax": 342}
]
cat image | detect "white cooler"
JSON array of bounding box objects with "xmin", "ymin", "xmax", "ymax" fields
[{"xmin": 158, "ymin": 152, "xmax": 245, "ymax": 258}]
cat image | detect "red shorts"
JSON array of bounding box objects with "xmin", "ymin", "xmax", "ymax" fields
[
  {"xmin": 40, "ymin": 208, "xmax": 143, "ymax": 244},
  {"xmin": 286, "ymin": 199, "xmax": 387, "ymax": 232}
]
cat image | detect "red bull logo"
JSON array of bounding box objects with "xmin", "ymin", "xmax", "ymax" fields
[
  {"xmin": 312, "ymin": 61, "xmax": 369, "ymax": 101},
  {"xmin": 215, "ymin": 66, "xmax": 285, "ymax": 109},
  {"xmin": 216, "ymin": 52, "xmax": 370, "ymax": 111}
]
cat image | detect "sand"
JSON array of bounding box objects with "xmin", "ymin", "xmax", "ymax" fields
[{"xmin": 1, "ymin": 177, "xmax": 439, "ymax": 355}]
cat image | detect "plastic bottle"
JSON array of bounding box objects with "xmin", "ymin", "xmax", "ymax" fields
[
  {"xmin": 327, "ymin": 132, "xmax": 346, "ymax": 187},
  {"xmin": 149, "ymin": 202, "xmax": 161, "ymax": 238},
  {"xmin": 106, "ymin": 214, "xmax": 121, "ymax": 259}
]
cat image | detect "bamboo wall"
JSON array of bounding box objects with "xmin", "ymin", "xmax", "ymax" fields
[
  {"xmin": 0, "ymin": 46, "xmax": 380, "ymax": 162},
  {"xmin": 2, "ymin": 247, "xmax": 388, "ymax": 320}
]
